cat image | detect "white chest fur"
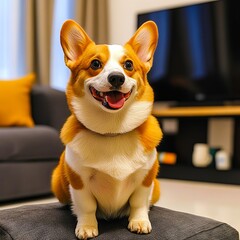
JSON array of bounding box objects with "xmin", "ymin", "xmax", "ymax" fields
[
  {"xmin": 66, "ymin": 129, "xmax": 156, "ymax": 218},
  {"xmin": 84, "ymin": 168, "xmax": 146, "ymax": 218},
  {"xmin": 65, "ymin": 129, "xmax": 156, "ymax": 181}
]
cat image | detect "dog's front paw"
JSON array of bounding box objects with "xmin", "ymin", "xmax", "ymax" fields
[
  {"xmin": 75, "ymin": 223, "xmax": 98, "ymax": 239},
  {"xmin": 128, "ymin": 219, "xmax": 152, "ymax": 234}
]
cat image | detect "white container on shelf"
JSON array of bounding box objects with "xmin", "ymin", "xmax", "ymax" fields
[
  {"xmin": 215, "ymin": 150, "xmax": 231, "ymax": 170},
  {"xmin": 192, "ymin": 143, "xmax": 212, "ymax": 167}
]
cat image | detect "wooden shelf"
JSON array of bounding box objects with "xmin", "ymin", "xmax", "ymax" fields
[{"xmin": 152, "ymin": 104, "xmax": 240, "ymax": 117}]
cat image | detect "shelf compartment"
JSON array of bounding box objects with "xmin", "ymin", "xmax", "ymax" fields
[{"xmin": 158, "ymin": 164, "xmax": 240, "ymax": 185}]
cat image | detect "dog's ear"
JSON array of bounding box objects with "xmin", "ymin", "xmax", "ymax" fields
[
  {"xmin": 125, "ymin": 21, "xmax": 158, "ymax": 71},
  {"xmin": 60, "ymin": 20, "xmax": 94, "ymax": 69}
]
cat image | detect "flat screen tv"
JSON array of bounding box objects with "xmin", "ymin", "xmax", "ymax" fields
[{"xmin": 137, "ymin": 0, "xmax": 240, "ymax": 106}]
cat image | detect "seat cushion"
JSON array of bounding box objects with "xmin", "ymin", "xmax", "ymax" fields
[
  {"xmin": 0, "ymin": 161, "xmax": 57, "ymax": 201},
  {"xmin": 0, "ymin": 126, "xmax": 63, "ymax": 161},
  {"xmin": 0, "ymin": 203, "xmax": 238, "ymax": 240}
]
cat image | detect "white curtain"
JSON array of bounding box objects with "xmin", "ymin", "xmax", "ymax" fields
[
  {"xmin": 50, "ymin": 0, "xmax": 75, "ymax": 91},
  {"xmin": 0, "ymin": 0, "xmax": 26, "ymax": 78}
]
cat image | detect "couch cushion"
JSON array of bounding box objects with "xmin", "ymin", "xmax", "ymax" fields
[
  {"xmin": 0, "ymin": 203, "xmax": 238, "ymax": 240},
  {"xmin": 0, "ymin": 161, "xmax": 58, "ymax": 201},
  {"xmin": 0, "ymin": 126, "xmax": 63, "ymax": 161},
  {"xmin": 0, "ymin": 73, "xmax": 35, "ymax": 127}
]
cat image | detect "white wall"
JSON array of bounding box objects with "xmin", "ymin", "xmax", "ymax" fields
[{"xmin": 108, "ymin": 0, "xmax": 216, "ymax": 45}]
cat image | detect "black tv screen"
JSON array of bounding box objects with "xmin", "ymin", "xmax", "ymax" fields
[{"xmin": 137, "ymin": 0, "xmax": 240, "ymax": 105}]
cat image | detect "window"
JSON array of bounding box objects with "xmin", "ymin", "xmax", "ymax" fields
[
  {"xmin": 50, "ymin": 0, "xmax": 75, "ymax": 90},
  {"xmin": 0, "ymin": 0, "xmax": 26, "ymax": 78}
]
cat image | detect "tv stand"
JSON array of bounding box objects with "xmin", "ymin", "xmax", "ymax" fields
[
  {"xmin": 153, "ymin": 103, "xmax": 240, "ymax": 117},
  {"xmin": 153, "ymin": 104, "xmax": 240, "ymax": 185},
  {"xmin": 169, "ymin": 100, "xmax": 226, "ymax": 108}
]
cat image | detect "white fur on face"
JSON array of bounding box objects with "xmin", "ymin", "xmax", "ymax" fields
[
  {"xmin": 85, "ymin": 45, "xmax": 135, "ymax": 94},
  {"xmin": 71, "ymin": 44, "xmax": 153, "ymax": 134},
  {"xmin": 72, "ymin": 95, "xmax": 152, "ymax": 134}
]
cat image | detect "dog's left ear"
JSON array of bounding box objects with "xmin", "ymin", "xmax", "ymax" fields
[{"xmin": 125, "ymin": 21, "xmax": 158, "ymax": 71}]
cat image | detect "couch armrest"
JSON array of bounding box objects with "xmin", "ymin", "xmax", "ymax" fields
[{"xmin": 31, "ymin": 85, "xmax": 70, "ymax": 132}]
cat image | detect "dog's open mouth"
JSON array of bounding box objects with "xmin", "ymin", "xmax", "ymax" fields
[{"xmin": 90, "ymin": 86, "xmax": 132, "ymax": 110}]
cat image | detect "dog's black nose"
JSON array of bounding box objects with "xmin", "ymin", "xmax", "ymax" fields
[{"xmin": 108, "ymin": 72, "xmax": 125, "ymax": 88}]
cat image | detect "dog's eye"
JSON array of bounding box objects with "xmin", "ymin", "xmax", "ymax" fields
[
  {"xmin": 90, "ymin": 60, "xmax": 102, "ymax": 70},
  {"xmin": 123, "ymin": 60, "xmax": 133, "ymax": 71}
]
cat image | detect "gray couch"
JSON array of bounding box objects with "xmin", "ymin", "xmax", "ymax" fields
[
  {"xmin": 0, "ymin": 85, "xmax": 69, "ymax": 202},
  {"xmin": 0, "ymin": 203, "xmax": 238, "ymax": 239}
]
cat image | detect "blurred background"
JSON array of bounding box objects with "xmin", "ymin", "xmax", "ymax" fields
[{"xmin": 0, "ymin": 0, "xmax": 239, "ymax": 232}]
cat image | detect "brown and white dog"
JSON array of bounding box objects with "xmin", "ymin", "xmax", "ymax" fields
[{"xmin": 51, "ymin": 20, "xmax": 163, "ymax": 239}]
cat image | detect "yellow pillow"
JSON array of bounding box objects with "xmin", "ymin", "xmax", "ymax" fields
[{"xmin": 0, "ymin": 73, "xmax": 35, "ymax": 127}]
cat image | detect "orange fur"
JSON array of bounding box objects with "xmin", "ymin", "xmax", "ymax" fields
[
  {"xmin": 60, "ymin": 115, "xmax": 85, "ymax": 145},
  {"xmin": 65, "ymin": 44, "xmax": 110, "ymax": 100},
  {"xmin": 139, "ymin": 117, "xmax": 162, "ymax": 204},
  {"xmin": 151, "ymin": 178, "xmax": 160, "ymax": 204},
  {"xmin": 137, "ymin": 82, "xmax": 154, "ymax": 102},
  {"xmin": 123, "ymin": 21, "xmax": 158, "ymax": 101},
  {"xmin": 60, "ymin": 20, "xmax": 94, "ymax": 70},
  {"xmin": 123, "ymin": 44, "xmax": 152, "ymax": 100},
  {"xmin": 142, "ymin": 159, "xmax": 159, "ymax": 187},
  {"xmin": 137, "ymin": 115, "xmax": 163, "ymax": 152},
  {"xmin": 124, "ymin": 21, "xmax": 158, "ymax": 73},
  {"xmin": 64, "ymin": 161, "xmax": 84, "ymax": 190},
  {"xmin": 51, "ymin": 150, "xmax": 84, "ymax": 204},
  {"xmin": 51, "ymin": 152, "xmax": 71, "ymax": 204}
]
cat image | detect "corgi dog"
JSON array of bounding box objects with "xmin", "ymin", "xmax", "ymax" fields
[{"xmin": 51, "ymin": 19, "xmax": 163, "ymax": 239}]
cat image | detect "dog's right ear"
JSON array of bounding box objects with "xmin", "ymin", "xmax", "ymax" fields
[{"xmin": 60, "ymin": 20, "xmax": 94, "ymax": 69}]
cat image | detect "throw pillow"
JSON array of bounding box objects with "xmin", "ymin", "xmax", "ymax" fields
[{"xmin": 0, "ymin": 73, "xmax": 35, "ymax": 127}]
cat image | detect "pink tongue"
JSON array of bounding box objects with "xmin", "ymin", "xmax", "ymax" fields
[{"xmin": 106, "ymin": 92, "xmax": 125, "ymax": 109}]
